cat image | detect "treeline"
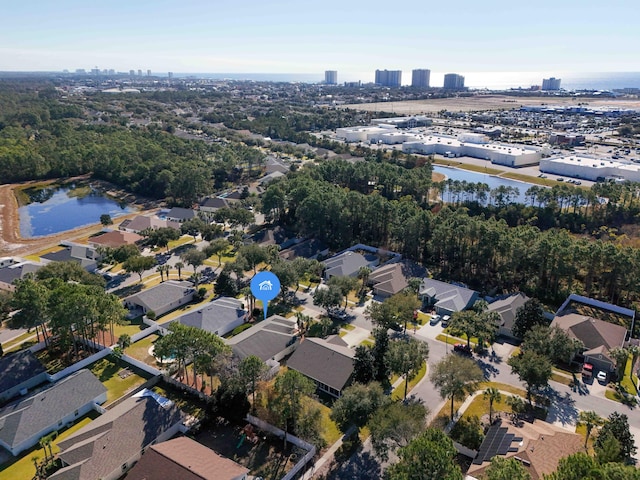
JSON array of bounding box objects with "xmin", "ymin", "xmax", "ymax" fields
[
  {"xmin": 438, "ymin": 179, "xmax": 640, "ymax": 234},
  {"xmin": 262, "ymin": 165, "xmax": 640, "ymax": 308},
  {"xmin": 0, "ymin": 84, "xmax": 270, "ymax": 204}
]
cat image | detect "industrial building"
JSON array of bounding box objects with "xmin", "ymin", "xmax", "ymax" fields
[
  {"xmin": 375, "ymin": 69, "xmax": 402, "ymax": 87},
  {"xmin": 335, "ymin": 125, "xmax": 541, "ymax": 167},
  {"xmin": 540, "ymin": 155, "xmax": 640, "ymax": 182},
  {"xmin": 325, "ymin": 70, "xmax": 337, "ymax": 85},
  {"xmin": 443, "ymin": 73, "xmax": 465, "ymax": 90},
  {"xmin": 411, "ymin": 69, "xmax": 431, "ymax": 88}
]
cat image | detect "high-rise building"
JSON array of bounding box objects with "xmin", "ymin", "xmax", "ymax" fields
[
  {"xmin": 375, "ymin": 69, "xmax": 402, "ymax": 87},
  {"xmin": 147, "ymin": 69, "xmax": 151, "ymax": 77},
  {"xmin": 443, "ymin": 73, "xmax": 465, "ymax": 90},
  {"xmin": 129, "ymin": 70, "xmax": 135, "ymax": 76},
  {"xmin": 168, "ymin": 72, "xmax": 174, "ymax": 79},
  {"xmin": 138, "ymin": 69, "xmax": 143, "ymax": 76},
  {"xmin": 411, "ymin": 69, "xmax": 431, "ymax": 88},
  {"xmin": 542, "ymin": 77, "xmax": 561, "ymax": 90},
  {"xmin": 325, "ymin": 70, "xmax": 338, "ymax": 85}
]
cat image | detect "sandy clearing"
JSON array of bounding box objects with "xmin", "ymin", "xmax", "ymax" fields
[{"xmin": 345, "ymin": 94, "xmax": 640, "ymax": 114}]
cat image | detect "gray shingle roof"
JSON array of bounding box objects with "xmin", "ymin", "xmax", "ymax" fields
[
  {"xmin": 166, "ymin": 207, "xmax": 196, "ymax": 221},
  {"xmin": 0, "ymin": 262, "xmax": 42, "ymax": 286},
  {"xmin": 419, "ymin": 278, "xmax": 478, "ymax": 312},
  {"xmin": 176, "ymin": 296, "xmax": 246, "ymax": 336},
  {"xmin": 200, "ymin": 197, "xmax": 229, "ymax": 210},
  {"xmin": 51, "ymin": 389, "xmax": 183, "ymax": 480},
  {"xmin": 0, "ymin": 370, "xmax": 106, "ymax": 452},
  {"xmin": 488, "ymin": 292, "xmax": 530, "ymax": 335},
  {"xmin": 324, "ymin": 251, "xmax": 369, "ymax": 278},
  {"xmin": 287, "ymin": 338, "xmax": 354, "ymax": 393},
  {"xmin": 125, "ymin": 280, "xmax": 194, "ymax": 313},
  {"xmin": 227, "ymin": 315, "xmax": 298, "ymax": 361},
  {"xmin": 0, "ymin": 350, "xmax": 46, "ymax": 394}
]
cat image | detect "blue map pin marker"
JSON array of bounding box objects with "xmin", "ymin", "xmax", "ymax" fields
[{"xmin": 250, "ymin": 271, "xmax": 281, "ymax": 320}]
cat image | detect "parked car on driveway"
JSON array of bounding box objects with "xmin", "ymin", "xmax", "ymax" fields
[
  {"xmin": 441, "ymin": 315, "xmax": 451, "ymax": 327},
  {"xmin": 596, "ymin": 371, "xmax": 608, "ymax": 384},
  {"xmin": 430, "ymin": 314, "xmax": 441, "ymax": 326}
]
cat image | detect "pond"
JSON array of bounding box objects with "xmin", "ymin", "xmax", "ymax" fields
[
  {"xmin": 433, "ymin": 165, "xmax": 538, "ymax": 205},
  {"xmin": 18, "ymin": 184, "xmax": 135, "ymax": 238}
]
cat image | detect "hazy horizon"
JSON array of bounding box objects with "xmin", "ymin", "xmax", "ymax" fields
[{"xmin": 3, "ymin": 0, "xmax": 638, "ymax": 75}]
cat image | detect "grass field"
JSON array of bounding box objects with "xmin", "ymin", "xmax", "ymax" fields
[
  {"xmin": 125, "ymin": 334, "xmax": 160, "ymax": 366},
  {"xmin": 392, "ymin": 362, "xmax": 427, "ymax": 401},
  {"xmin": 89, "ymin": 356, "xmax": 149, "ymax": 405}
]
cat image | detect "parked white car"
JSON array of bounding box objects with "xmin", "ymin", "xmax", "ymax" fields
[{"xmin": 596, "ymin": 371, "xmax": 608, "ymax": 384}]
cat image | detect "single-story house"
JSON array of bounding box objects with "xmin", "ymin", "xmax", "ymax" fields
[
  {"xmin": 50, "ymin": 389, "xmax": 183, "ymax": 480},
  {"xmin": 258, "ymin": 171, "xmax": 286, "ymax": 186},
  {"xmin": 279, "ymin": 238, "xmax": 329, "ymax": 261},
  {"xmin": 119, "ymin": 215, "xmax": 180, "ymax": 234},
  {"xmin": 287, "ymin": 337, "xmax": 355, "ymax": 398},
  {"xmin": 0, "ymin": 369, "xmax": 107, "ymax": 456},
  {"xmin": 41, "ymin": 243, "xmax": 100, "ymax": 272},
  {"xmin": 323, "ymin": 251, "xmax": 374, "ymax": 280},
  {"xmin": 488, "ymin": 292, "xmax": 530, "ymax": 340},
  {"xmin": 468, "ymin": 419, "xmax": 584, "ymax": 480},
  {"xmin": 418, "ymin": 278, "xmax": 479, "ymax": 315},
  {"xmin": 550, "ymin": 313, "xmax": 627, "ymax": 373},
  {"xmin": 227, "ymin": 315, "xmax": 299, "ymax": 362},
  {"xmin": 265, "ymin": 155, "xmax": 289, "ymax": 174},
  {"xmin": 173, "ymin": 296, "xmax": 247, "ymax": 337},
  {"xmin": 89, "ymin": 230, "xmax": 143, "ymax": 249},
  {"xmin": 0, "ymin": 350, "xmax": 48, "ymax": 404},
  {"xmin": 165, "ymin": 207, "xmax": 197, "ymax": 223},
  {"xmin": 252, "ymin": 226, "xmax": 299, "ymax": 248},
  {"xmin": 199, "ymin": 196, "xmax": 230, "ymax": 214},
  {"xmin": 0, "ymin": 261, "xmax": 43, "ymax": 292},
  {"xmin": 556, "ymin": 293, "xmax": 636, "ymax": 339},
  {"xmin": 124, "ymin": 280, "xmax": 195, "ymax": 317},
  {"xmin": 368, "ymin": 260, "xmax": 427, "ymax": 298},
  {"xmin": 125, "ymin": 436, "xmax": 249, "ymax": 480}
]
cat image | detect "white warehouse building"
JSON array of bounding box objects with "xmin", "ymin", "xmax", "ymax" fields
[
  {"xmin": 336, "ymin": 125, "xmax": 541, "ymax": 166},
  {"xmin": 402, "ymin": 134, "xmax": 541, "ymax": 167},
  {"xmin": 540, "ymin": 156, "xmax": 640, "ymax": 182}
]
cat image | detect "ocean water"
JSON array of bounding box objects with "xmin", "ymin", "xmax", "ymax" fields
[{"xmin": 179, "ymin": 71, "xmax": 640, "ymax": 91}]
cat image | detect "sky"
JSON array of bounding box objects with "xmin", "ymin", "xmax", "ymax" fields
[{"xmin": 1, "ymin": 0, "xmax": 638, "ymax": 82}]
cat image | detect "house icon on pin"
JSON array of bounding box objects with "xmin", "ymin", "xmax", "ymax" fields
[{"xmin": 259, "ymin": 280, "xmax": 273, "ymax": 291}]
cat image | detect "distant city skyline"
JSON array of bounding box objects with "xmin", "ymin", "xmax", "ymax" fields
[{"xmin": 2, "ymin": 0, "xmax": 638, "ymax": 76}]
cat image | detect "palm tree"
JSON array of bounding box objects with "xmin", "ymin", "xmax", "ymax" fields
[
  {"xmin": 609, "ymin": 347, "xmax": 629, "ymax": 382},
  {"xmin": 578, "ymin": 410, "xmax": 603, "ymax": 448},
  {"xmin": 175, "ymin": 262, "xmax": 184, "ymax": 280},
  {"xmin": 483, "ymin": 387, "xmax": 502, "ymax": 424},
  {"xmin": 156, "ymin": 265, "xmax": 165, "ymax": 282},
  {"xmin": 357, "ymin": 266, "xmax": 372, "ymax": 296}
]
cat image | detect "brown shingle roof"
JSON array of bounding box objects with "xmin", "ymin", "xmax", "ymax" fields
[
  {"xmin": 467, "ymin": 420, "xmax": 584, "ymax": 480},
  {"xmin": 551, "ymin": 313, "xmax": 627, "ymax": 352},
  {"xmin": 90, "ymin": 230, "xmax": 143, "ymax": 248},
  {"xmin": 126, "ymin": 436, "xmax": 248, "ymax": 480}
]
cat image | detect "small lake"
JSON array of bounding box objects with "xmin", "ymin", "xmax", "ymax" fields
[
  {"xmin": 433, "ymin": 165, "xmax": 538, "ymax": 204},
  {"xmin": 19, "ymin": 184, "xmax": 135, "ymax": 238}
]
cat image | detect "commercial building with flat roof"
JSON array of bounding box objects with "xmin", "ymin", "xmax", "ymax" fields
[{"xmin": 540, "ymin": 155, "xmax": 640, "ymax": 182}]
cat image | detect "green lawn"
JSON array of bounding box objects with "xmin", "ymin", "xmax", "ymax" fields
[
  {"xmin": 435, "ymin": 333, "xmax": 477, "ymax": 347},
  {"xmin": 112, "ymin": 317, "xmax": 147, "ymax": 340},
  {"xmin": 392, "ymin": 362, "xmax": 427, "ymax": 401},
  {"xmin": 620, "ymin": 355, "xmax": 639, "ymax": 396},
  {"xmin": 0, "ymin": 330, "xmax": 37, "ymax": 350},
  {"xmin": 551, "ymin": 373, "xmax": 573, "ymax": 386},
  {"xmin": 433, "ymin": 159, "xmax": 503, "ymax": 175},
  {"xmin": 305, "ymin": 397, "xmax": 342, "ymax": 446},
  {"xmin": 89, "ymin": 356, "xmax": 149, "ymax": 405},
  {"xmin": 0, "ymin": 411, "xmax": 99, "ymax": 480},
  {"xmin": 125, "ymin": 334, "xmax": 160, "ymax": 367}
]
